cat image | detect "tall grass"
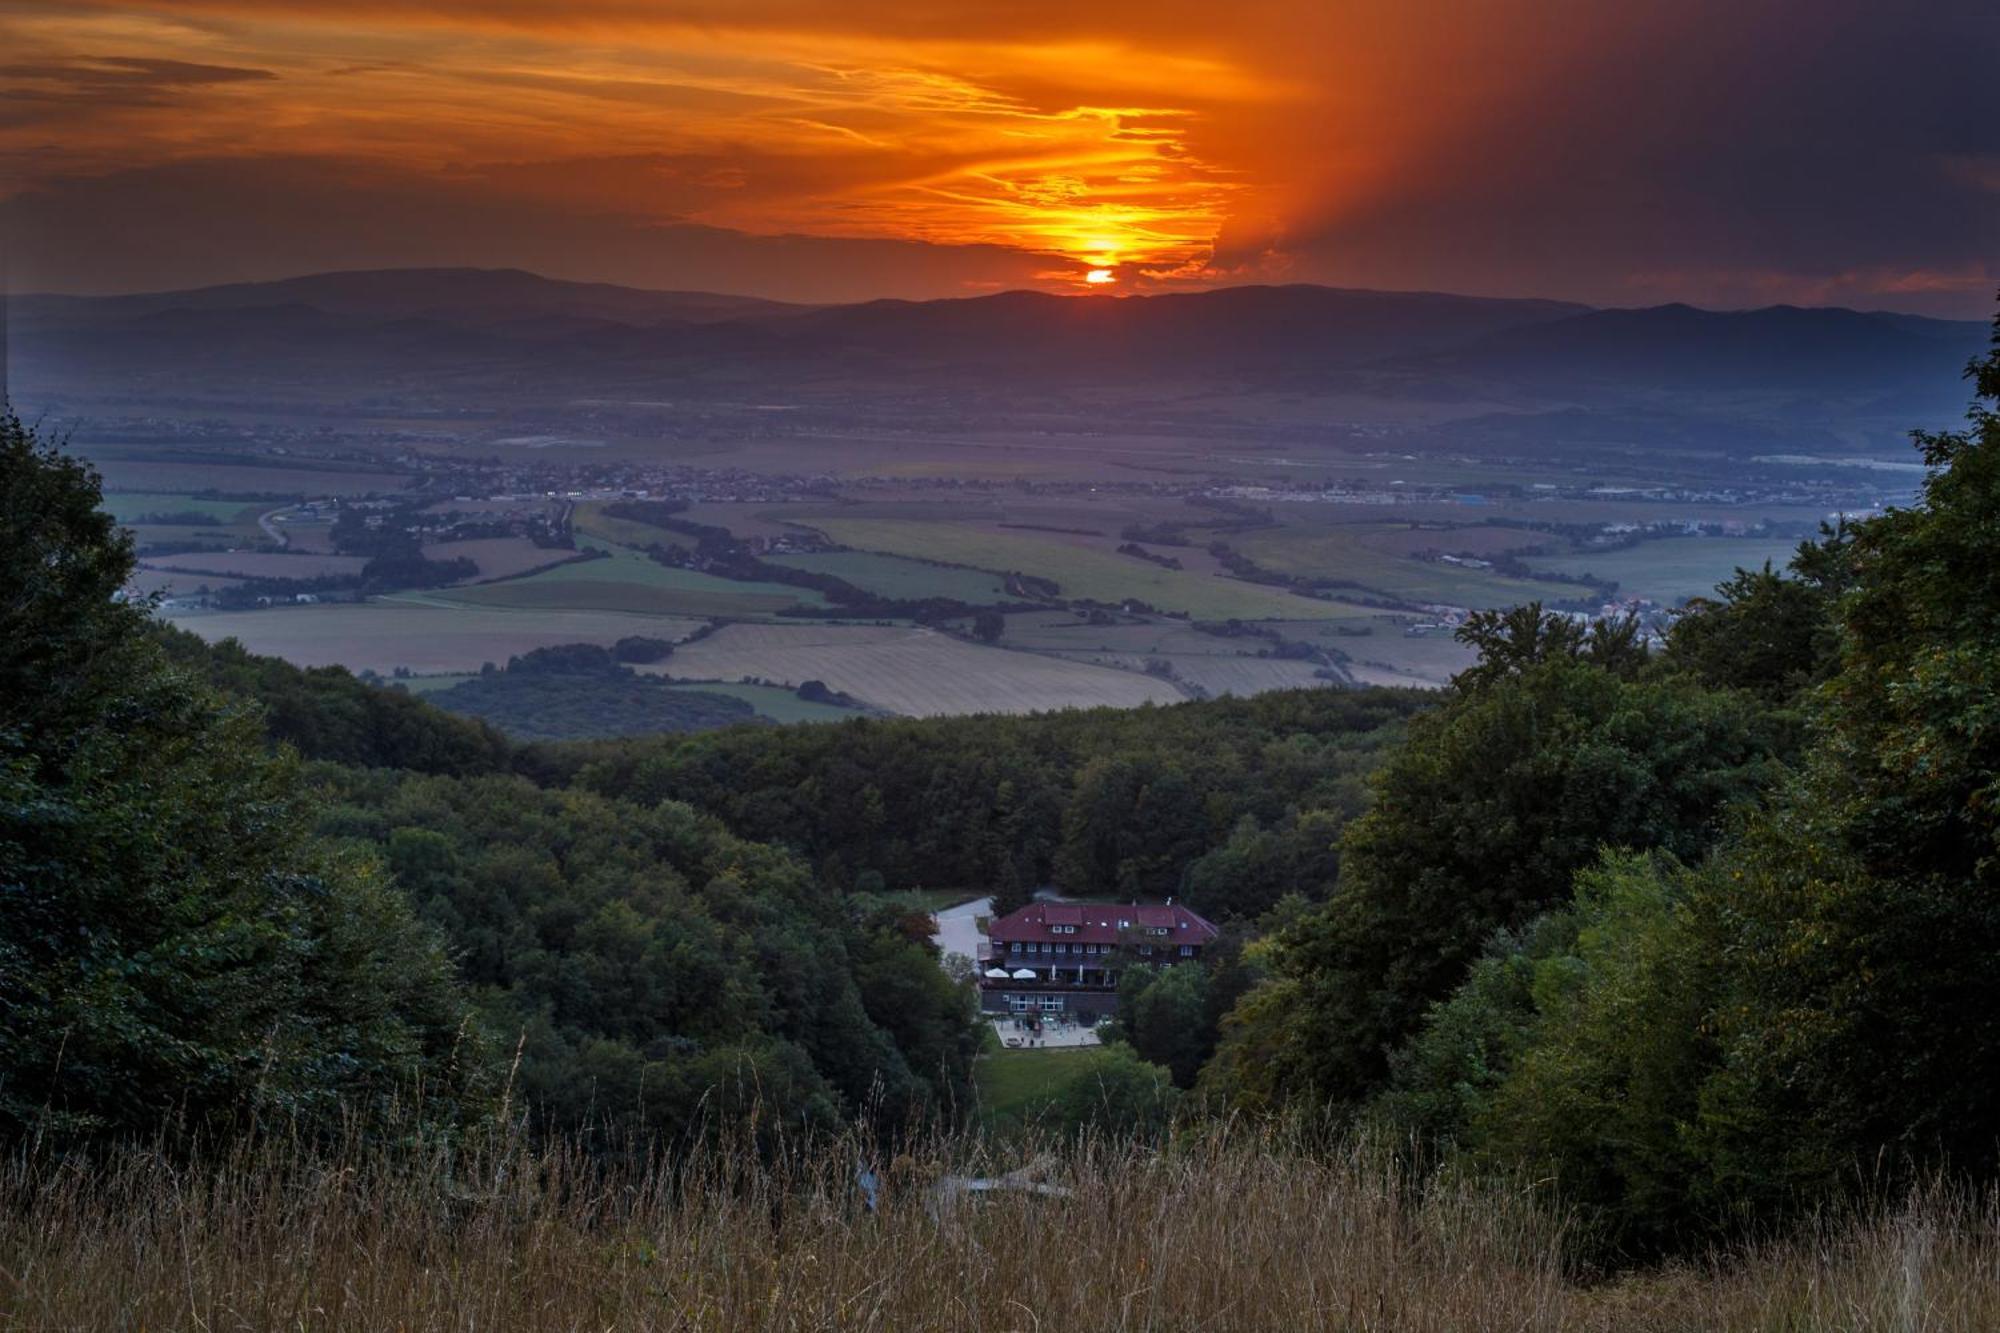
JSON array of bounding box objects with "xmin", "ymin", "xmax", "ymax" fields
[{"xmin": 3, "ymin": 1125, "xmax": 1997, "ymax": 1331}]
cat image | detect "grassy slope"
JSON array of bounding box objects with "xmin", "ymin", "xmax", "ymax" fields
[{"xmin": 14, "ymin": 1136, "xmax": 1993, "ymax": 1329}]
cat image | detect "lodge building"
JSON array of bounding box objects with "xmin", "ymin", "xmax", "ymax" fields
[{"xmin": 977, "ymin": 900, "xmax": 1220, "ymax": 1022}]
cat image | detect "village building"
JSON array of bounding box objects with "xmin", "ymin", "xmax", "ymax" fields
[{"xmin": 977, "ymin": 900, "xmax": 1219, "ymax": 1023}]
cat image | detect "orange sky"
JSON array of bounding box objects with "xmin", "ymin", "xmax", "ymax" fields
[{"xmin": 2, "ymin": 0, "xmax": 1994, "ymax": 311}]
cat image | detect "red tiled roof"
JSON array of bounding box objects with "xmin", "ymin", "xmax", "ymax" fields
[{"xmin": 986, "ymin": 900, "xmax": 1219, "ymax": 948}]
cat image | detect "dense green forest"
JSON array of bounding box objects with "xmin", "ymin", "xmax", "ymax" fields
[
  {"xmin": 421, "ymin": 643, "xmax": 761, "ymax": 740},
  {"xmin": 4, "ymin": 308, "xmax": 1997, "ymax": 1264}
]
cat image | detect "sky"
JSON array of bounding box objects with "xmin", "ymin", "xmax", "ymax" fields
[{"xmin": 1, "ymin": 0, "xmax": 1994, "ymax": 313}]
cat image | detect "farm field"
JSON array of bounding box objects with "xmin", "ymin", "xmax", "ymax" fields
[
  {"xmin": 88, "ymin": 460, "xmax": 414, "ymax": 497},
  {"xmin": 163, "ymin": 601, "xmax": 707, "ymax": 674},
  {"xmin": 1230, "ymin": 522, "xmax": 1563, "ymax": 607},
  {"xmin": 765, "ymin": 550, "xmax": 1029, "ymax": 603},
  {"xmin": 1525, "ymin": 536, "xmax": 1803, "ymax": 604},
  {"xmin": 651, "ymin": 622, "xmax": 1183, "ymax": 716},
  {"xmin": 421, "ymin": 537, "xmax": 581, "ymax": 583},
  {"xmin": 98, "ymin": 493, "xmax": 263, "ymax": 524},
  {"xmin": 1355, "ymin": 523, "xmax": 1556, "ymax": 558},
  {"xmin": 124, "ymin": 568, "xmax": 247, "ymax": 597},
  {"xmin": 804, "ymin": 518, "xmax": 1371, "ymax": 621},
  {"xmin": 142, "ymin": 551, "xmax": 368, "ymax": 579},
  {"xmin": 434, "ymin": 541, "xmax": 826, "ymax": 617},
  {"xmin": 570, "ymin": 503, "xmax": 676, "ymax": 549},
  {"xmin": 991, "ymin": 611, "xmax": 1343, "ymax": 696},
  {"xmin": 663, "ymin": 681, "xmax": 865, "ymax": 724},
  {"xmin": 1164, "ymin": 656, "xmax": 1331, "ymax": 696}
]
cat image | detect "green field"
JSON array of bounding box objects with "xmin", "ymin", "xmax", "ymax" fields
[
  {"xmin": 976, "ymin": 1042, "xmax": 1124, "ymax": 1130},
  {"xmin": 100, "ymin": 492, "xmax": 264, "ymax": 524},
  {"xmin": 805, "ymin": 519, "xmax": 1369, "ymax": 621},
  {"xmin": 1231, "ymin": 522, "xmax": 1561, "ymax": 608},
  {"xmin": 436, "ymin": 541, "xmax": 826, "ymax": 618},
  {"xmin": 1525, "ymin": 537, "xmax": 1803, "ymax": 604},
  {"xmin": 766, "ymin": 550, "xmax": 1029, "ymax": 603},
  {"xmin": 571, "ymin": 503, "xmax": 678, "ymax": 549}
]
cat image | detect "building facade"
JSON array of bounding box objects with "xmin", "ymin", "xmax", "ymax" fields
[{"xmin": 977, "ymin": 900, "xmax": 1220, "ymax": 1021}]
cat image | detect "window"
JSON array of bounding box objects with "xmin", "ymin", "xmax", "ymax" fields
[
  {"xmin": 1179, "ymin": 945, "xmax": 1194, "ymax": 957},
  {"xmin": 1118, "ymin": 918, "xmax": 1131, "ymax": 929}
]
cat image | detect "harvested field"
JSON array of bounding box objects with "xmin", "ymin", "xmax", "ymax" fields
[
  {"xmin": 162, "ymin": 602, "xmax": 706, "ymax": 675},
  {"xmin": 1161, "ymin": 656, "xmax": 1332, "ymax": 696},
  {"xmin": 652, "ymin": 622, "xmax": 1182, "ymax": 716},
  {"xmin": 421, "ymin": 537, "xmax": 580, "ymax": 583},
  {"xmin": 805, "ymin": 518, "xmax": 1369, "ymax": 621},
  {"xmin": 142, "ymin": 551, "xmax": 369, "ymax": 579},
  {"xmin": 124, "ymin": 568, "xmax": 247, "ymax": 597}
]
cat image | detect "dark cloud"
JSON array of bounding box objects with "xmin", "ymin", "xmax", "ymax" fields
[
  {"xmin": 1216, "ymin": 1, "xmax": 2000, "ymax": 316},
  {"xmin": 0, "ymin": 54, "xmax": 275, "ymax": 128}
]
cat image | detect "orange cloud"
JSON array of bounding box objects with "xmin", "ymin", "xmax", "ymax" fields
[
  {"xmin": 0, "ymin": 2, "xmax": 1273, "ymax": 284},
  {"xmin": 3, "ymin": 0, "xmax": 1992, "ymax": 314}
]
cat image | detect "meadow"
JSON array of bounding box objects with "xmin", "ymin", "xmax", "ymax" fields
[
  {"xmin": 655, "ymin": 622, "xmax": 1183, "ymax": 716},
  {"xmin": 6, "ymin": 1132, "xmax": 1995, "ymax": 1332},
  {"xmin": 804, "ymin": 517, "xmax": 1369, "ymax": 621}
]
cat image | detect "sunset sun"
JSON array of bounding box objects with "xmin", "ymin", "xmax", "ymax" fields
[{"xmin": 1085, "ymin": 268, "xmax": 1117, "ymax": 286}]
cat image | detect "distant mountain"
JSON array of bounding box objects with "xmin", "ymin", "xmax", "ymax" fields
[
  {"xmin": 11, "ymin": 269, "xmax": 1986, "ymax": 451},
  {"xmin": 15, "ymin": 267, "xmax": 814, "ymax": 330},
  {"xmin": 778, "ymin": 285, "xmax": 1590, "ymax": 371},
  {"xmin": 1426, "ymin": 302, "xmax": 1986, "ymax": 401}
]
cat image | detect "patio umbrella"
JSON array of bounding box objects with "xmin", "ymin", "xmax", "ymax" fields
[
  {"xmin": 1011, "ymin": 968, "xmax": 1037, "ymax": 980},
  {"xmin": 984, "ymin": 968, "xmax": 1009, "ymax": 978}
]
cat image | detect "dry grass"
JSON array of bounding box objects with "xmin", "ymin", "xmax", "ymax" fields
[{"xmin": 4, "ymin": 1130, "xmax": 1995, "ymax": 1332}]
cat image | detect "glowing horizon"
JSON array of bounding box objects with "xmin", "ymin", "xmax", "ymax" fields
[{"xmin": 0, "ymin": 1, "xmax": 1991, "ymax": 314}]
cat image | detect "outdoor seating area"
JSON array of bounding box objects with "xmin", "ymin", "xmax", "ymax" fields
[{"xmin": 992, "ymin": 1013, "xmax": 1102, "ymax": 1049}]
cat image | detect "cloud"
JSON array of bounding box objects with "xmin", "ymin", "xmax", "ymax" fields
[{"xmin": 0, "ymin": 0, "xmax": 1993, "ymax": 312}]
